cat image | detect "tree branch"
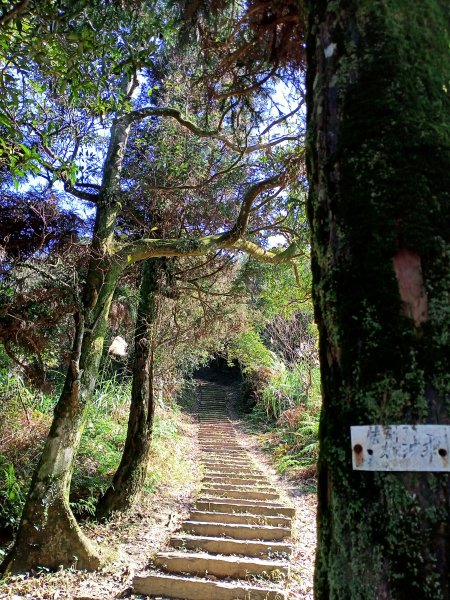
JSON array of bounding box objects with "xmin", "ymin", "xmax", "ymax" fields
[
  {"xmin": 260, "ymin": 101, "xmax": 305, "ymax": 137},
  {"xmin": 214, "ymin": 65, "xmax": 278, "ymax": 100},
  {"xmin": 232, "ymin": 173, "xmax": 285, "ymax": 239},
  {"xmin": 118, "ymin": 232, "xmax": 301, "ymax": 268},
  {"xmin": 143, "ymin": 154, "xmax": 243, "ymax": 193},
  {"xmin": 63, "ymin": 182, "xmax": 99, "ymax": 202},
  {"xmin": 0, "ymin": 0, "xmax": 29, "ymax": 26},
  {"xmin": 117, "ymin": 172, "xmax": 292, "ymax": 266},
  {"xmin": 125, "ymin": 106, "xmax": 297, "ymax": 155}
]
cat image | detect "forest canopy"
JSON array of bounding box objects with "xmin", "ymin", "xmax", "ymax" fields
[{"xmin": 0, "ymin": 0, "xmax": 315, "ymax": 577}]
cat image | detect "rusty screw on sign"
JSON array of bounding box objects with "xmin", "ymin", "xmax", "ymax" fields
[{"xmin": 353, "ymin": 443, "xmax": 364, "ymax": 466}]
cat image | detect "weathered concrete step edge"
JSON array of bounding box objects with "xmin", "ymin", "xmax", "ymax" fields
[
  {"xmin": 135, "ymin": 564, "xmax": 285, "ymax": 598},
  {"xmin": 203, "ymin": 476, "xmax": 271, "ymax": 485},
  {"xmin": 153, "ymin": 550, "xmax": 289, "ymax": 578},
  {"xmin": 199, "ymin": 445, "xmax": 244, "ymax": 449},
  {"xmin": 201, "ymin": 461, "xmax": 255, "ymax": 467},
  {"xmin": 201, "ymin": 489, "xmax": 280, "ymax": 500},
  {"xmin": 202, "ymin": 483, "xmax": 277, "ymax": 492},
  {"xmin": 200, "ymin": 449, "xmax": 248, "ymax": 453},
  {"xmin": 202, "ymin": 465, "xmax": 263, "ymax": 473},
  {"xmin": 198, "ymin": 415, "xmax": 229, "ymax": 418},
  {"xmin": 198, "ymin": 436, "xmax": 237, "ymax": 439},
  {"xmin": 200, "ymin": 449, "xmax": 248, "ymax": 454},
  {"xmin": 203, "ymin": 472, "xmax": 262, "ymax": 480},
  {"xmin": 196, "ymin": 499, "xmax": 295, "ymax": 517},
  {"xmin": 189, "ymin": 509, "xmax": 291, "ymax": 527},
  {"xmin": 197, "ymin": 496, "xmax": 285, "ymax": 506},
  {"xmin": 182, "ymin": 521, "xmax": 290, "ymax": 541},
  {"xmin": 170, "ymin": 534, "xmax": 293, "ymax": 558}
]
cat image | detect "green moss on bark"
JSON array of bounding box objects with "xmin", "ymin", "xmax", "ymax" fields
[{"xmin": 306, "ymin": 0, "xmax": 450, "ymax": 598}]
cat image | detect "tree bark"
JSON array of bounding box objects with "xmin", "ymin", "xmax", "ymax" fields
[
  {"xmin": 96, "ymin": 258, "xmax": 163, "ymax": 520},
  {"xmin": 306, "ymin": 1, "xmax": 450, "ymax": 599},
  {"xmin": 1, "ymin": 110, "xmax": 132, "ymax": 575}
]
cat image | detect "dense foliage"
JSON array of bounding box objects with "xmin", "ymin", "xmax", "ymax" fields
[{"xmin": 0, "ymin": 0, "xmax": 315, "ymax": 575}]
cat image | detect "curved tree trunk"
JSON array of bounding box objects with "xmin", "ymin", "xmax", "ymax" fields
[
  {"xmin": 1, "ymin": 109, "xmax": 132, "ymax": 575},
  {"xmin": 306, "ymin": 1, "xmax": 450, "ymax": 598},
  {"xmin": 96, "ymin": 258, "xmax": 163, "ymax": 520}
]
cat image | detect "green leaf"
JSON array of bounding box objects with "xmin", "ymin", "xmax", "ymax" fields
[{"xmin": 18, "ymin": 143, "xmax": 31, "ymax": 157}]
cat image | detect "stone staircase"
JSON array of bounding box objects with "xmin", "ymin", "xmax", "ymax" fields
[{"xmin": 133, "ymin": 382, "xmax": 294, "ymax": 599}]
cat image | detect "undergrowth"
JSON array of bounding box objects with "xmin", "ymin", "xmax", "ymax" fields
[
  {"xmin": 244, "ymin": 364, "xmax": 321, "ymax": 480},
  {"xmin": 0, "ymin": 367, "xmax": 194, "ymax": 541}
]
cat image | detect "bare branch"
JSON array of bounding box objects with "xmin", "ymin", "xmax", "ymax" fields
[
  {"xmin": 214, "ymin": 65, "xmax": 278, "ymax": 100},
  {"xmin": 260, "ymin": 100, "xmax": 305, "ymax": 137},
  {"xmin": 243, "ymin": 135, "xmax": 300, "ymax": 154},
  {"xmin": 63, "ymin": 182, "xmax": 99, "ymax": 202},
  {"xmin": 184, "ymin": 258, "xmax": 234, "ymax": 283},
  {"xmin": 73, "ymin": 181, "xmax": 101, "ymax": 190},
  {"xmin": 173, "ymin": 252, "xmax": 223, "ymax": 277},
  {"xmin": 293, "ymin": 262, "xmax": 302, "ymax": 287}
]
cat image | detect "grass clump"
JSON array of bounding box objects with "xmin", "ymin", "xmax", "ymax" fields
[
  {"xmin": 0, "ymin": 368, "xmax": 197, "ymax": 542},
  {"xmin": 242, "ymin": 358, "xmax": 321, "ymax": 480},
  {"xmin": 146, "ymin": 398, "xmax": 197, "ymax": 492}
]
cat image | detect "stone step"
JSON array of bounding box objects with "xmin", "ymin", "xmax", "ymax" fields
[
  {"xmin": 181, "ymin": 520, "xmax": 290, "ymax": 541},
  {"xmin": 198, "ymin": 428, "xmax": 234, "ymax": 431},
  {"xmin": 132, "ymin": 383, "xmax": 292, "ymax": 599},
  {"xmin": 170, "ymin": 534, "xmax": 293, "ymax": 558},
  {"xmin": 189, "ymin": 510, "xmax": 291, "ymax": 527},
  {"xmin": 196, "ymin": 499, "xmax": 295, "ymax": 517},
  {"xmin": 203, "ymin": 476, "xmax": 269, "ymax": 485},
  {"xmin": 199, "ymin": 438, "xmax": 239, "ymax": 442},
  {"xmin": 198, "ymin": 413, "xmax": 229, "ymax": 416},
  {"xmin": 199, "ymin": 444, "xmax": 242, "ymax": 449},
  {"xmin": 200, "ymin": 447, "xmax": 245, "ymax": 452},
  {"xmin": 200, "ymin": 450, "xmax": 246, "ymax": 456},
  {"xmin": 133, "ymin": 572, "xmax": 286, "ymax": 600},
  {"xmin": 199, "ymin": 432, "xmax": 236, "ymax": 434},
  {"xmin": 198, "ymin": 434, "xmax": 236, "ymax": 438},
  {"xmin": 203, "ymin": 465, "xmax": 261, "ymax": 473},
  {"xmin": 199, "ymin": 438, "xmax": 237, "ymax": 440},
  {"xmin": 203, "ymin": 470, "xmax": 261, "ymax": 476},
  {"xmin": 153, "ymin": 550, "xmax": 289, "ymax": 578},
  {"xmin": 198, "ymin": 403, "xmax": 227, "ymax": 406},
  {"xmin": 202, "ymin": 458, "xmax": 251, "ymax": 464},
  {"xmin": 198, "ymin": 416, "xmax": 230, "ymax": 419},
  {"xmin": 202, "ymin": 467, "xmax": 255, "ymax": 473},
  {"xmin": 202, "ymin": 489, "xmax": 280, "ymax": 501},
  {"xmin": 204, "ymin": 467, "xmax": 262, "ymax": 474},
  {"xmin": 198, "ymin": 414, "xmax": 228, "ymax": 417},
  {"xmin": 203, "ymin": 482, "xmax": 276, "ymax": 492}
]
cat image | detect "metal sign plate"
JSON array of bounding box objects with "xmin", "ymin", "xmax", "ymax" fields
[{"xmin": 351, "ymin": 425, "xmax": 450, "ymax": 471}]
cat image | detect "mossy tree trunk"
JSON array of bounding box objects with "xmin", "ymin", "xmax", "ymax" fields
[
  {"xmin": 96, "ymin": 258, "xmax": 164, "ymax": 520},
  {"xmin": 305, "ymin": 1, "xmax": 450, "ymax": 598},
  {"xmin": 1, "ymin": 111, "xmax": 132, "ymax": 575}
]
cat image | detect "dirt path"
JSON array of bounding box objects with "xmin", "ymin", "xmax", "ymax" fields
[{"xmin": 0, "ymin": 382, "xmax": 316, "ymax": 600}]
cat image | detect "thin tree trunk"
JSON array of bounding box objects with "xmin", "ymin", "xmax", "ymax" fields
[
  {"xmin": 306, "ymin": 1, "xmax": 450, "ymax": 598},
  {"xmin": 96, "ymin": 258, "xmax": 163, "ymax": 519},
  {"xmin": 1, "ymin": 106, "xmax": 132, "ymax": 575}
]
